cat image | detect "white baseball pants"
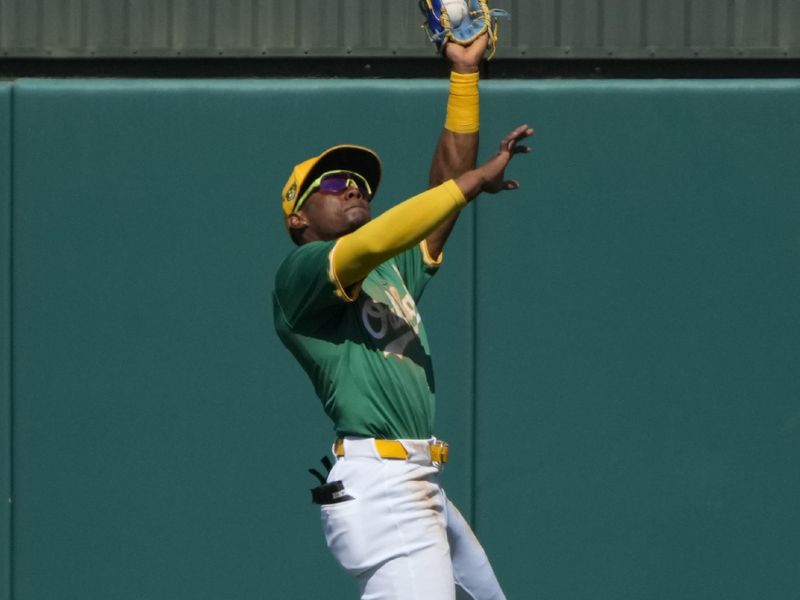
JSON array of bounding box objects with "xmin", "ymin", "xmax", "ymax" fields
[{"xmin": 320, "ymin": 437, "xmax": 506, "ymax": 600}]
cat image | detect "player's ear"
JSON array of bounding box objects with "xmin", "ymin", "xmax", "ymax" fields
[
  {"xmin": 286, "ymin": 212, "xmax": 308, "ymax": 245},
  {"xmin": 287, "ymin": 212, "xmax": 309, "ymax": 236},
  {"xmin": 287, "ymin": 212, "xmax": 307, "ymax": 229}
]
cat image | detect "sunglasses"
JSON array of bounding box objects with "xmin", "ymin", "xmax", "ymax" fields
[{"xmin": 293, "ymin": 170, "xmax": 373, "ymax": 213}]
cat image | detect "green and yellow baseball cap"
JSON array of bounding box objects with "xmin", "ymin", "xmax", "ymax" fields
[{"xmin": 281, "ymin": 145, "xmax": 383, "ymax": 217}]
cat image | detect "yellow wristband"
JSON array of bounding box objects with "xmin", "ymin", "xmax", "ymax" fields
[{"xmin": 445, "ymin": 71, "xmax": 480, "ymax": 134}]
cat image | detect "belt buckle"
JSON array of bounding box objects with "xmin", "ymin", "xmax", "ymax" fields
[{"xmin": 430, "ymin": 439, "xmax": 449, "ymax": 470}]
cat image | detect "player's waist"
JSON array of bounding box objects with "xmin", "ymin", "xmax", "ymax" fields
[{"xmin": 334, "ymin": 436, "xmax": 449, "ymax": 466}]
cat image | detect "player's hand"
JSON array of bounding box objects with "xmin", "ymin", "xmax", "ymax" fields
[
  {"xmin": 479, "ymin": 124, "xmax": 534, "ymax": 193},
  {"xmin": 445, "ymin": 33, "xmax": 490, "ymax": 73},
  {"xmin": 452, "ymin": 124, "xmax": 533, "ymax": 202}
]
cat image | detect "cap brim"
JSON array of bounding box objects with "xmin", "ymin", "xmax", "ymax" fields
[{"xmin": 299, "ymin": 145, "xmax": 382, "ymax": 201}]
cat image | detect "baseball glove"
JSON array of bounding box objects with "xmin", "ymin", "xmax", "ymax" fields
[{"xmin": 419, "ymin": 0, "xmax": 510, "ymax": 59}]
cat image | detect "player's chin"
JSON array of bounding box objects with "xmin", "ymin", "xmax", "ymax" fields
[{"xmin": 344, "ymin": 208, "xmax": 371, "ymax": 232}]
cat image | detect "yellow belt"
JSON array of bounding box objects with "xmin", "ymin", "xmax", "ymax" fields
[{"xmin": 334, "ymin": 438, "xmax": 449, "ymax": 465}]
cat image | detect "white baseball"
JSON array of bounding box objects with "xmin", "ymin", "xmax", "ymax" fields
[{"xmin": 442, "ymin": 0, "xmax": 468, "ymax": 28}]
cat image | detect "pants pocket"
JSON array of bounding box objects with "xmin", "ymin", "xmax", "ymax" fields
[{"xmin": 320, "ymin": 499, "xmax": 367, "ymax": 573}]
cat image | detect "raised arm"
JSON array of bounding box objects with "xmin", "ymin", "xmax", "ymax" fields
[
  {"xmin": 332, "ymin": 124, "xmax": 534, "ymax": 294},
  {"xmin": 425, "ymin": 34, "xmax": 490, "ymax": 260}
]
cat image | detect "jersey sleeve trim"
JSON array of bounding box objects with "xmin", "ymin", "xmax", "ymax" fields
[
  {"xmin": 328, "ymin": 240, "xmax": 360, "ymax": 303},
  {"xmin": 420, "ymin": 239, "xmax": 444, "ymax": 268}
]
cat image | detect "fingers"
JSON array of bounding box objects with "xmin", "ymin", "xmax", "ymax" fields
[
  {"xmin": 484, "ymin": 180, "xmax": 520, "ymax": 194},
  {"xmin": 500, "ymin": 124, "xmax": 534, "ymax": 152},
  {"xmin": 506, "ymin": 124, "xmax": 534, "ymax": 140},
  {"xmin": 511, "ymin": 125, "xmax": 535, "ymax": 144},
  {"xmin": 483, "ymin": 123, "xmax": 534, "ymax": 194}
]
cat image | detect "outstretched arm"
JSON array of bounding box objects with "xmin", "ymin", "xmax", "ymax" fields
[
  {"xmin": 425, "ymin": 34, "xmax": 490, "ymax": 260},
  {"xmin": 332, "ymin": 125, "xmax": 534, "ymax": 294}
]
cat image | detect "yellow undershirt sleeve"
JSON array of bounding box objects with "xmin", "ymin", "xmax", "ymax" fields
[
  {"xmin": 445, "ymin": 71, "xmax": 480, "ymax": 134},
  {"xmin": 329, "ymin": 180, "xmax": 466, "ymax": 300}
]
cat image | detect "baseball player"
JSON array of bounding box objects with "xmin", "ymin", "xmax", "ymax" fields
[{"xmin": 273, "ymin": 32, "xmax": 532, "ymax": 599}]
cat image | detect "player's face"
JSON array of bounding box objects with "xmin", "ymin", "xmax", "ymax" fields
[{"xmin": 299, "ymin": 175, "xmax": 372, "ymax": 240}]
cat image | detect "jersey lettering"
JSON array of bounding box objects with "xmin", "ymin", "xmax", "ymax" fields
[
  {"xmin": 360, "ymin": 284, "xmax": 422, "ymax": 359},
  {"xmin": 362, "ymin": 302, "xmax": 389, "ymax": 339}
]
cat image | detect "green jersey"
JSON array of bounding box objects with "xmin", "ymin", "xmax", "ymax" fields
[{"xmin": 273, "ymin": 240, "xmax": 440, "ymax": 439}]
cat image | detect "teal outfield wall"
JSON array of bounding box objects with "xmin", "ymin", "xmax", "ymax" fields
[
  {"xmin": 1, "ymin": 83, "xmax": 11, "ymax": 600},
  {"xmin": 2, "ymin": 79, "xmax": 799, "ymax": 600}
]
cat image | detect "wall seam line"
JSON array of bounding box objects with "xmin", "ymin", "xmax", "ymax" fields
[
  {"xmin": 5, "ymin": 80, "xmax": 15, "ymax": 600},
  {"xmin": 469, "ymin": 193, "xmax": 478, "ymax": 529}
]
